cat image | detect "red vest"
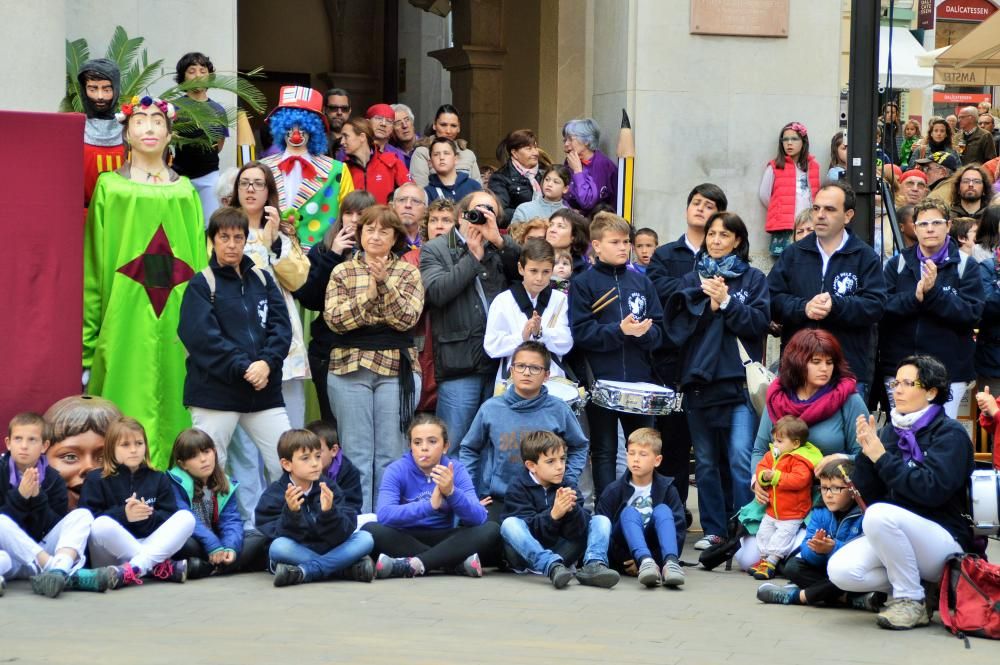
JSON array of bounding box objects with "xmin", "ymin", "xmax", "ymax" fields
[{"xmin": 765, "ymin": 156, "xmax": 820, "ymax": 233}]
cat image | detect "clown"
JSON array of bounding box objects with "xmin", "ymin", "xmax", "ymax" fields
[
  {"xmin": 260, "ymin": 86, "xmax": 354, "ymax": 248},
  {"xmin": 79, "ymin": 59, "xmax": 126, "ymax": 206},
  {"xmin": 83, "ymin": 96, "xmax": 207, "ymax": 468}
]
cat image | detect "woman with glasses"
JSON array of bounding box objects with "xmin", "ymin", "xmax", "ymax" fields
[
  {"xmin": 736, "ymin": 329, "xmax": 868, "ymax": 571},
  {"xmin": 759, "ymin": 121, "xmax": 820, "ymax": 257},
  {"xmin": 878, "ymin": 198, "xmax": 984, "ymax": 418},
  {"xmin": 341, "ymin": 117, "xmax": 410, "ymax": 205},
  {"xmin": 409, "ymin": 104, "xmax": 481, "ymax": 189},
  {"xmin": 827, "ymin": 355, "xmax": 973, "ymax": 630},
  {"xmin": 489, "ymin": 129, "xmax": 546, "ymax": 223}
]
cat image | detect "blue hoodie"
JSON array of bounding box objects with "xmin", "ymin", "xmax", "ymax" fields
[
  {"xmin": 376, "ymin": 453, "xmax": 487, "ymax": 530},
  {"xmin": 168, "ymin": 467, "xmax": 243, "ymax": 556},
  {"xmin": 460, "ymin": 385, "xmax": 589, "ymax": 500},
  {"xmin": 425, "ymin": 171, "xmax": 483, "ymax": 203},
  {"xmin": 569, "ymin": 260, "xmax": 663, "ymax": 383},
  {"xmin": 797, "ymin": 504, "xmax": 863, "ymax": 568}
]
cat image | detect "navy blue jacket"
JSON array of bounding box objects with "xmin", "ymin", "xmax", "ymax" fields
[
  {"xmin": 323, "ymin": 453, "xmax": 363, "ymax": 516},
  {"xmin": 425, "ymin": 172, "xmax": 483, "ymax": 203},
  {"xmin": 879, "ymin": 242, "xmax": 983, "ymax": 381},
  {"xmin": 569, "ymin": 260, "xmax": 663, "ymax": 383},
  {"xmin": 647, "ymin": 235, "xmax": 698, "ymax": 383},
  {"xmin": 501, "ymin": 467, "xmax": 588, "ymax": 548},
  {"xmin": 768, "ymin": 232, "xmax": 886, "ymax": 384},
  {"xmin": 852, "ymin": 412, "xmax": 974, "ymax": 551},
  {"xmin": 664, "ymin": 267, "xmax": 769, "ymax": 389},
  {"xmin": 595, "ymin": 469, "xmax": 686, "ymax": 553},
  {"xmin": 255, "ymin": 471, "xmax": 356, "ymax": 552},
  {"xmin": 975, "ymin": 258, "xmax": 1000, "ymax": 378},
  {"xmin": 79, "ymin": 465, "xmax": 183, "ymax": 539},
  {"xmin": 179, "ymin": 254, "xmax": 292, "ymax": 412},
  {"xmin": 294, "ymin": 243, "xmax": 350, "ymax": 361},
  {"xmin": 0, "ymin": 455, "xmax": 68, "ymax": 541}
]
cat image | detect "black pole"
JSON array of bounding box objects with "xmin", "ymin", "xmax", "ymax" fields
[{"xmin": 847, "ymin": 0, "xmax": 880, "ymax": 247}]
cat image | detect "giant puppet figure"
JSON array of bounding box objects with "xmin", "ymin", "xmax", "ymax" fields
[
  {"xmin": 260, "ymin": 86, "xmax": 354, "ymax": 248},
  {"xmin": 79, "ymin": 59, "xmax": 126, "ymax": 206},
  {"xmin": 83, "ymin": 96, "xmax": 207, "ymax": 468}
]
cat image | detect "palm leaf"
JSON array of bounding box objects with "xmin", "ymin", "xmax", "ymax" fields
[
  {"xmin": 62, "ymin": 37, "xmax": 90, "ymax": 113},
  {"xmin": 104, "ymin": 26, "xmax": 144, "ymax": 76},
  {"xmin": 160, "ymin": 72, "xmax": 267, "ymax": 114},
  {"xmin": 120, "ymin": 50, "xmax": 165, "ymax": 102}
]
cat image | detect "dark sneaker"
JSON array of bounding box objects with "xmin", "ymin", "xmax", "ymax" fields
[
  {"xmin": 109, "ymin": 565, "xmax": 143, "ymax": 589},
  {"xmin": 375, "ymin": 554, "xmax": 417, "ymax": 579},
  {"xmin": 66, "ymin": 566, "xmax": 117, "ymax": 593},
  {"xmin": 661, "ymin": 559, "xmax": 686, "ymax": 587},
  {"xmin": 186, "ymin": 557, "xmax": 215, "ymax": 580},
  {"xmin": 576, "ymin": 561, "xmax": 620, "ymax": 589},
  {"xmin": 454, "ymin": 553, "xmax": 483, "ymax": 578},
  {"xmin": 347, "ymin": 556, "xmax": 375, "ymax": 583},
  {"xmin": 848, "ymin": 591, "xmax": 887, "ymax": 613},
  {"xmin": 684, "ymin": 509, "xmax": 694, "ymax": 529},
  {"xmin": 637, "ymin": 558, "xmax": 662, "ymax": 587},
  {"xmin": 151, "ymin": 559, "xmax": 187, "ymax": 583},
  {"xmin": 876, "ymin": 598, "xmax": 930, "ymax": 630},
  {"xmin": 548, "ymin": 563, "xmax": 573, "ymax": 589},
  {"xmin": 0, "ymin": 574, "xmax": 5, "ymax": 596},
  {"xmin": 757, "ymin": 582, "xmax": 799, "ymax": 605},
  {"xmin": 30, "ymin": 571, "xmax": 68, "ymax": 598},
  {"xmin": 273, "ymin": 563, "xmax": 306, "ymax": 588}
]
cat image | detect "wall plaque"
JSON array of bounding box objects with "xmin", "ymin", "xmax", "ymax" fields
[{"xmin": 690, "ymin": 0, "xmax": 790, "ymax": 38}]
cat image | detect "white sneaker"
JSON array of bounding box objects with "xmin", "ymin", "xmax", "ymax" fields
[
  {"xmin": 661, "ymin": 559, "xmax": 686, "ymax": 587},
  {"xmin": 693, "ymin": 535, "xmax": 723, "ymax": 550}
]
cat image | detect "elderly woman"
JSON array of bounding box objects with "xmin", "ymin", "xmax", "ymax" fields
[
  {"xmin": 734, "ymin": 328, "xmax": 867, "ymax": 569},
  {"xmin": 324, "ymin": 205, "xmax": 424, "ymax": 513},
  {"xmin": 489, "ymin": 129, "xmax": 544, "ymax": 222},
  {"xmin": 342, "ymin": 117, "xmax": 410, "ymax": 204},
  {"xmin": 663, "ymin": 212, "xmax": 770, "ymax": 551},
  {"xmin": 827, "ymin": 355, "xmax": 973, "ymax": 630},
  {"xmin": 409, "ymin": 105, "xmax": 481, "ymax": 188},
  {"xmin": 561, "ymin": 118, "xmax": 618, "ymax": 217},
  {"xmin": 879, "ymin": 198, "xmax": 984, "ymax": 418}
]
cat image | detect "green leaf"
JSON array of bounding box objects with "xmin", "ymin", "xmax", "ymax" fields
[
  {"xmin": 63, "ymin": 37, "xmax": 90, "ymax": 114},
  {"xmin": 104, "ymin": 26, "xmax": 143, "ymax": 76}
]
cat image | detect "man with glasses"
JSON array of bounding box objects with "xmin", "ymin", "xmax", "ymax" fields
[
  {"xmin": 391, "ymin": 182, "xmax": 429, "ymax": 249},
  {"xmin": 957, "ymin": 105, "xmax": 997, "ymax": 166},
  {"xmin": 365, "ymin": 103, "xmax": 408, "ymax": 163},
  {"xmin": 459, "ymin": 342, "xmax": 588, "ymax": 521},
  {"xmin": 391, "ymin": 103, "xmax": 420, "ymax": 168},
  {"xmin": 978, "ymin": 113, "xmax": 1000, "ymax": 156},
  {"xmin": 324, "ymin": 88, "xmax": 351, "ymax": 159},
  {"xmin": 949, "ymin": 164, "xmax": 992, "ymax": 220},
  {"xmin": 914, "ymin": 151, "xmax": 959, "ymax": 195}
]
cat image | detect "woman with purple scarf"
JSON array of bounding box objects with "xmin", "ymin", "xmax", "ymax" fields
[
  {"xmin": 561, "ymin": 118, "xmax": 617, "ymax": 217},
  {"xmin": 878, "ymin": 198, "xmax": 984, "ymax": 418},
  {"xmin": 826, "ymin": 355, "xmax": 973, "ymax": 631}
]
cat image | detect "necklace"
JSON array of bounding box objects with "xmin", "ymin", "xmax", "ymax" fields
[{"xmin": 132, "ymin": 164, "xmax": 166, "ymax": 183}]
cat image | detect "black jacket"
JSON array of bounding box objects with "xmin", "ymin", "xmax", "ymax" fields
[
  {"xmin": 179, "ymin": 254, "xmax": 292, "ymax": 412},
  {"xmin": 488, "ymin": 161, "xmax": 543, "ymax": 226},
  {"xmin": 420, "ymin": 227, "xmax": 520, "ymax": 379},
  {"xmin": 0, "ymin": 455, "xmax": 68, "ymax": 541},
  {"xmin": 595, "ymin": 469, "xmax": 686, "ymax": 554},
  {"xmin": 768, "ymin": 231, "xmax": 887, "ymax": 384},
  {"xmin": 852, "ymin": 411, "xmax": 974, "ymax": 551},
  {"xmin": 79, "ymin": 466, "xmax": 183, "ymax": 539},
  {"xmin": 975, "ymin": 258, "xmax": 1000, "ymax": 378},
  {"xmin": 647, "ymin": 235, "xmax": 698, "ymax": 384},
  {"xmin": 294, "ymin": 243, "xmax": 351, "ymax": 361},
  {"xmin": 501, "ymin": 467, "xmax": 588, "ymax": 548},
  {"xmin": 255, "ymin": 471, "xmax": 357, "ymax": 552}
]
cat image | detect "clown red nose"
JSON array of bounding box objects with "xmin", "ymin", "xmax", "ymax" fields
[{"xmin": 290, "ymin": 128, "xmax": 303, "ymax": 144}]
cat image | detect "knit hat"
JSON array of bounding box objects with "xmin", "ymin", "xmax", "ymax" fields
[
  {"xmin": 365, "ymin": 103, "xmax": 395, "ymax": 121},
  {"xmin": 900, "ymin": 169, "xmax": 928, "ymax": 183},
  {"xmin": 916, "ymin": 151, "xmax": 960, "ymax": 172}
]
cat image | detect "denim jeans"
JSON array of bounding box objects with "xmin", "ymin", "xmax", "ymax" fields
[
  {"xmin": 436, "ymin": 374, "xmax": 493, "ymax": 456},
  {"xmin": 268, "ymin": 531, "xmax": 374, "ymax": 582},
  {"xmin": 586, "ymin": 402, "xmax": 653, "ymax": 501},
  {"xmin": 500, "ymin": 515, "xmax": 611, "ymax": 574},
  {"xmin": 328, "ymin": 368, "xmax": 419, "ymax": 513},
  {"xmin": 686, "ymin": 395, "xmax": 756, "ymax": 537},
  {"xmin": 616, "ymin": 504, "xmax": 679, "ymax": 564}
]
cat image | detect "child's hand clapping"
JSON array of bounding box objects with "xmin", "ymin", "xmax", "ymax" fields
[
  {"xmin": 806, "ymin": 528, "xmax": 836, "ymax": 555},
  {"xmin": 124, "ymin": 493, "xmax": 153, "ymax": 522},
  {"xmin": 17, "ymin": 467, "xmax": 40, "ymax": 499},
  {"xmin": 284, "ymin": 483, "xmax": 305, "ymax": 512},
  {"xmin": 550, "ymin": 486, "xmax": 577, "ymax": 521},
  {"xmin": 319, "ymin": 482, "xmax": 335, "ymax": 512}
]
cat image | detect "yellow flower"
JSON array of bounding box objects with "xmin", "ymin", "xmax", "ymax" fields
[{"xmin": 130, "ymin": 95, "xmax": 140, "ymax": 105}]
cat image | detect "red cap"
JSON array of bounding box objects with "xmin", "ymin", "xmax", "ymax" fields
[
  {"xmin": 366, "ymin": 103, "xmax": 395, "ymax": 120},
  {"xmin": 900, "ymin": 169, "xmax": 928, "ymax": 183},
  {"xmin": 889, "ymin": 164, "xmax": 903, "ymax": 180},
  {"xmin": 265, "ymin": 86, "xmax": 329, "ymax": 131}
]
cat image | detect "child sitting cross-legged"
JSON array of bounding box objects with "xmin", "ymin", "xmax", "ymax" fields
[
  {"xmin": 595, "ymin": 427, "xmax": 687, "ymax": 588},
  {"xmin": 500, "ymin": 431, "xmax": 620, "ymax": 589},
  {"xmin": 756, "ymin": 459, "xmax": 885, "ymax": 611},
  {"xmin": 749, "ymin": 415, "xmax": 822, "ymax": 581},
  {"xmin": 255, "ymin": 429, "xmax": 375, "ymax": 587}
]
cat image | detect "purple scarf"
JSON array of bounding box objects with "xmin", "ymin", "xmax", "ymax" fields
[
  {"xmin": 892, "ymin": 404, "xmax": 943, "ymax": 464},
  {"xmin": 7, "ymin": 454, "xmax": 47, "ymax": 486},
  {"xmin": 916, "ymin": 243, "xmax": 949, "ymax": 267},
  {"xmin": 325, "ymin": 454, "xmax": 343, "ymax": 481}
]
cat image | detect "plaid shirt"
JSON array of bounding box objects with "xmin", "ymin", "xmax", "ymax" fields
[{"xmin": 324, "ymin": 255, "xmax": 424, "ymax": 377}]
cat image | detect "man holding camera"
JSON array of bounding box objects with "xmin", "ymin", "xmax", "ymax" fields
[{"xmin": 420, "ymin": 190, "xmax": 521, "ymax": 453}]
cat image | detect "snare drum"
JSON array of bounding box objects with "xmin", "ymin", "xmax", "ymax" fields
[
  {"xmin": 970, "ymin": 469, "xmax": 1000, "ymax": 536},
  {"xmin": 591, "ymin": 380, "xmax": 683, "ymax": 415},
  {"xmin": 545, "ymin": 376, "xmax": 589, "ymax": 415}
]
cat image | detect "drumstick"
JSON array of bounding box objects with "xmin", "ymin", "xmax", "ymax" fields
[
  {"xmin": 591, "ymin": 287, "xmax": 617, "ymax": 311},
  {"xmin": 547, "ymin": 298, "xmax": 565, "ymax": 328},
  {"xmin": 837, "ymin": 463, "xmax": 868, "ymax": 512},
  {"xmin": 592, "ymin": 295, "xmax": 619, "ymax": 315}
]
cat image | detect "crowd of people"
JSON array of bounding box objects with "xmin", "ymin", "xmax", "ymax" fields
[{"xmin": 5, "ymin": 68, "xmax": 998, "ymax": 634}]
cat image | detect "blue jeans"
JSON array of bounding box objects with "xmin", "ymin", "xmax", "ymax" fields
[
  {"xmin": 616, "ymin": 504, "xmax": 679, "ymax": 564},
  {"xmin": 686, "ymin": 396, "xmax": 756, "ymax": 538},
  {"xmin": 436, "ymin": 374, "xmax": 493, "ymax": 456},
  {"xmin": 268, "ymin": 531, "xmax": 374, "ymax": 582},
  {"xmin": 501, "ymin": 516, "xmax": 610, "ymax": 574}
]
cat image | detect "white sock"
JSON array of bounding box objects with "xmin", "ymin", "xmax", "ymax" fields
[{"xmin": 46, "ymin": 554, "xmax": 74, "ymax": 574}]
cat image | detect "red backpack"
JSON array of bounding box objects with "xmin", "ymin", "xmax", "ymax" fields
[{"xmin": 940, "ymin": 553, "xmax": 1000, "ymax": 646}]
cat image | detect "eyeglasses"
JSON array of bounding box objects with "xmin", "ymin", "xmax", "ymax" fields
[
  {"xmin": 781, "ymin": 136, "xmax": 803, "ymax": 143},
  {"xmin": 819, "ymin": 486, "xmax": 848, "ymax": 495},
  {"xmin": 395, "ymin": 196, "xmax": 425, "ymax": 206},
  {"xmin": 888, "ymin": 378, "xmax": 924, "ymax": 390},
  {"xmin": 961, "ymin": 178, "xmax": 984, "ymax": 185},
  {"xmin": 371, "ymin": 116, "xmax": 393, "ymax": 125},
  {"xmin": 326, "ymin": 104, "xmax": 350, "ymax": 113},
  {"xmin": 913, "ymin": 219, "xmax": 947, "ymax": 229},
  {"xmin": 238, "ymin": 179, "xmax": 266, "ymax": 190},
  {"xmin": 393, "ymin": 118, "xmax": 412, "ymax": 128},
  {"xmin": 511, "ymin": 362, "xmax": 545, "ymax": 376}
]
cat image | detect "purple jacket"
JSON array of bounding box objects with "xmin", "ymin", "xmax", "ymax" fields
[
  {"xmin": 564, "ymin": 149, "xmax": 618, "ymax": 216},
  {"xmin": 375, "ymin": 453, "xmax": 487, "ymax": 529}
]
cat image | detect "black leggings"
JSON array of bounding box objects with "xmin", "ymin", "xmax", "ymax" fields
[
  {"xmin": 655, "ymin": 410, "xmax": 692, "ymax": 503},
  {"xmin": 362, "ymin": 522, "xmax": 501, "ymax": 571},
  {"xmin": 783, "ymin": 556, "xmax": 843, "ymax": 605}
]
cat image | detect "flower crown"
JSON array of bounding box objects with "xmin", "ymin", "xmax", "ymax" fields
[
  {"xmin": 784, "ymin": 121, "xmax": 808, "ymax": 137},
  {"xmin": 116, "ymin": 96, "xmax": 177, "ymax": 123}
]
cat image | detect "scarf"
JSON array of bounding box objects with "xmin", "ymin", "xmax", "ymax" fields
[
  {"xmin": 766, "ymin": 376, "xmax": 857, "ymax": 425},
  {"xmin": 509, "ymin": 281, "xmax": 552, "ymax": 320},
  {"xmin": 511, "ymin": 159, "xmax": 541, "ymax": 197},
  {"xmin": 278, "ymin": 155, "xmax": 317, "ymax": 181},
  {"xmin": 7, "ymin": 454, "xmax": 47, "ymax": 486},
  {"xmin": 916, "ymin": 243, "xmax": 949, "ymax": 267},
  {"xmin": 326, "ymin": 454, "xmax": 344, "ymax": 481},
  {"xmin": 891, "ymin": 404, "xmax": 942, "ymax": 464},
  {"xmin": 695, "ymin": 251, "xmax": 749, "ymax": 280}
]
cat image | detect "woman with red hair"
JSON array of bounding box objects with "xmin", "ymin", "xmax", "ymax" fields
[{"xmin": 734, "ymin": 328, "xmax": 869, "ymax": 571}]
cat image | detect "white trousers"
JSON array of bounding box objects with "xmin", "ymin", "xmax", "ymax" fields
[
  {"xmin": 756, "ymin": 514, "xmax": 804, "ymax": 561},
  {"xmin": 883, "ymin": 377, "xmax": 971, "ymax": 420},
  {"xmin": 190, "ymin": 170, "xmax": 221, "ymax": 229},
  {"xmin": 734, "ymin": 529, "xmax": 807, "ymax": 571},
  {"xmin": 827, "ymin": 503, "xmax": 963, "ymax": 601},
  {"xmin": 0, "ymin": 509, "xmax": 93, "ymax": 578},
  {"xmin": 88, "ymin": 512, "xmax": 195, "ymax": 574}
]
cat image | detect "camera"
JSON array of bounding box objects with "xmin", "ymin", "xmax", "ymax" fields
[{"xmin": 463, "ymin": 204, "xmax": 495, "ymax": 225}]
